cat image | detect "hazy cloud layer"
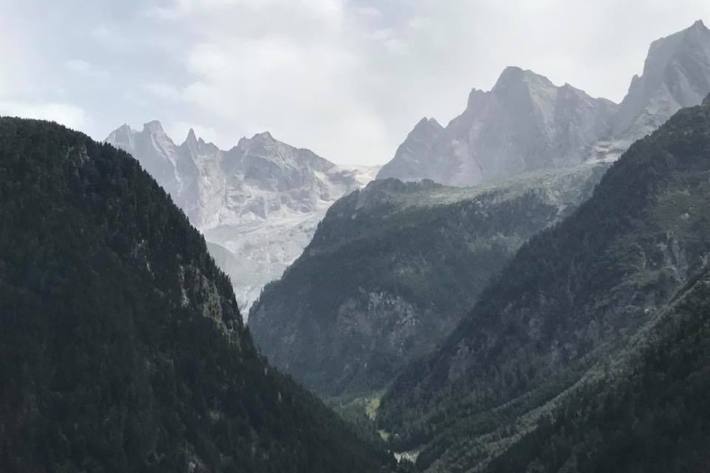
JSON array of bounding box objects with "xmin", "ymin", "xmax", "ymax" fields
[{"xmin": 1, "ymin": 0, "xmax": 709, "ymax": 164}]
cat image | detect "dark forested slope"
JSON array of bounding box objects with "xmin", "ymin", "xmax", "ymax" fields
[
  {"xmin": 378, "ymin": 96, "xmax": 710, "ymax": 472},
  {"xmin": 485, "ymin": 267, "xmax": 710, "ymax": 473},
  {"xmin": 250, "ymin": 165, "xmax": 606, "ymax": 398},
  {"xmin": 0, "ymin": 117, "xmax": 392, "ymax": 473}
]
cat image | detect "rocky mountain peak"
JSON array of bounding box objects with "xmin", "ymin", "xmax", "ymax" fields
[
  {"xmin": 251, "ymin": 131, "xmax": 276, "ymax": 143},
  {"xmin": 612, "ymin": 19, "xmax": 710, "ymax": 142},
  {"xmin": 105, "ymin": 122, "xmax": 374, "ymax": 311},
  {"xmin": 692, "ymin": 18, "xmax": 707, "ymax": 29},
  {"xmin": 466, "ymin": 88, "xmax": 487, "ymax": 108},
  {"xmin": 644, "ymin": 18, "xmax": 710, "ymax": 72},
  {"xmin": 181, "ymin": 128, "xmax": 219, "ymax": 157},
  {"xmin": 113, "ymin": 123, "xmax": 132, "ymax": 134},
  {"xmin": 379, "ymin": 63, "xmax": 616, "ymax": 186},
  {"xmin": 235, "ymin": 131, "xmax": 279, "ymax": 153},
  {"xmin": 412, "ymin": 117, "xmax": 443, "ymax": 134},
  {"xmin": 184, "ymin": 127, "xmax": 198, "ymax": 146},
  {"xmin": 143, "ymin": 120, "xmax": 167, "ymax": 135},
  {"xmin": 378, "ymin": 21, "xmax": 710, "ymax": 188},
  {"xmin": 492, "ymin": 66, "xmax": 555, "ymax": 93},
  {"xmin": 376, "ymin": 115, "xmax": 446, "ymax": 182},
  {"xmin": 105, "ymin": 123, "xmax": 134, "ymax": 147}
]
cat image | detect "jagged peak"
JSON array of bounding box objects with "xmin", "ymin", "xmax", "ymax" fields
[
  {"xmin": 182, "ymin": 129, "xmax": 220, "ymax": 154},
  {"xmin": 492, "ymin": 66, "xmax": 554, "ymax": 91},
  {"xmin": 494, "ymin": 66, "xmax": 525, "ymax": 87},
  {"xmin": 669, "ymin": 18, "xmax": 709, "ymax": 38},
  {"xmin": 143, "ymin": 120, "xmax": 166, "ymax": 134},
  {"xmin": 245, "ymin": 132, "xmax": 289, "ymax": 154},
  {"xmin": 558, "ymin": 81, "xmax": 588, "ymax": 97},
  {"xmin": 235, "ymin": 131, "xmax": 283, "ymax": 152},
  {"xmin": 691, "ymin": 19, "xmax": 708, "ymax": 32},
  {"xmin": 467, "ymin": 88, "xmax": 488, "ymax": 109},
  {"xmin": 252, "ymin": 131, "xmax": 275, "ymax": 142},
  {"xmin": 184, "ymin": 128, "xmax": 198, "ymax": 146},
  {"xmin": 647, "ymin": 19, "xmax": 710, "ymax": 57},
  {"xmin": 628, "ymin": 20, "xmax": 710, "ymax": 103},
  {"xmin": 105, "ymin": 123, "xmax": 136, "ymax": 145},
  {"xmin": 412, "ymin": 117, "xmax": 443, "ymax": 133},
  {"xmin": 560, "ymin": 82, "xmax": 585, "ymax": 92},
  {"xmin": 106, "ymin": 123, "xmax": 133, "ymax": 138}
]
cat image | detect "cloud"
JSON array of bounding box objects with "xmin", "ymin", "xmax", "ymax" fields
[
  {"xmin": 2, "ymin": 0, "xmax": 710, "ymax": 164},
  {"xmin": 146, "ymin": 0, "xmax": 344, "ymax": 30},
  {"xmin": 0, "ymin": 101, "xmax": 87, "ymax": 130},
  {"xmin": 65, "ymin": 59, "xmax": 110, "ymax": 80},
  {"xmin": 143, "ymin": 82, "xmax": 184, "ymax": 102}
]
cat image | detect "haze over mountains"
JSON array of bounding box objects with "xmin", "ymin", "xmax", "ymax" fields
[
  {"xmin": 378, "ymin": 68, "xmax": 618, "ymax": 186},
  {"xmin": 378, "ymin": 19, "xmax": 710, "ymax": 187},
  {"xmin": 249, "ymin": 163, "xmax": 608, "ymax": 398},
  {"xmin": 106, "ymin": 21, "xmax": 710, "ymax": 319},
  {"xmin": 3, "ymin": 13, "xmax": 710, "ymax": 473},
  {"xmin": 106, "ymin": 123, "xmax": 377, "ymax": 312},
  {"xmin": 243, "ymin": 21, "xmax": 710, "ymax": 471},
  {"xmin": 250, "ymin": 19, "xmax": 710, "ymax": 393}
]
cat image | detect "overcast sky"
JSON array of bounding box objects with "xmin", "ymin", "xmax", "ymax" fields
[{"xmin": 1, "ymin": 1, "xmax": 709, "ymax": 165}]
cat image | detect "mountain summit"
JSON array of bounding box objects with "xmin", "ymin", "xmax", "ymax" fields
[
  {"xmin": 378, "ymin": 67, "xmax": 617, "ymax": 186},
  {"xmin": 612, "ymin": 19, "xmax": 710, "ymax": 144},
  {"xmin": 106, "ymin": 123, "xmax": 375, "ymax": 311},
  {"xmin": 378, "ymin": 20, "xmax": 710, "ymax": 187}
]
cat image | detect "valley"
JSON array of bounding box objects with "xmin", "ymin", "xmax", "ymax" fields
[{"xmin": 2, "ymin": 11, "xmax": 710, "ymax": 473}]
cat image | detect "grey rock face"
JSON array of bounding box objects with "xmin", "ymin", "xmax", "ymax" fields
[
  {"xmin": 612, "ymin": 19, "xmax": 710, "ymax": 145},
  {"xmin": 378, "ymin": 67, "xmax": 618, "ymax": 186},
  {"xmin": 106, "ymin": 123, "xmax": 376, "ymax": 311},
  {"xmin": 378, "ymin": 21, "xmax": 710, "ymax": 187},
  {"xmin": 106, "ymin": 122, "xmax": 200, "ymax": 216},
  {"xmin": 376, "ymin": 117, "xmax": 444, "ymax": 182}
]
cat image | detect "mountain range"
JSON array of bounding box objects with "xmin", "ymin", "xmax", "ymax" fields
[
  {"xmin": 3, "ymin": 98, "xmax": 709, "ymax": 472},
  {"xmin": 250, "ymin": 20, "xmax": 710, "ymax": 399},
  {"xmin": 106, "ymin": 123, "xmax": 377, "ymax": 312},
  {"xmin": 245, "ymin": 20, "xmax": 710, "ymax": 471},
  {"xmin": 2, "ymin": 17, "xmax": 710, "ymax": 473},
  {"xmin": 378, "ymin": 19, "xmax": 710, "ymax": 187},
  {"xmin": 106, "ymin": 21, "xmax": 710, "ymax": 318}
]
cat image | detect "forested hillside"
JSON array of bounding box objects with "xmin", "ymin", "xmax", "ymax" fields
[
  {"xmin": 378, "ymin": 96, "xmax": 710, "ymax": 472},
  {"xmin": 0, "ymin": 117, "xmax": 393, "ymax": 473},
  {"xmin": 250, "ymin": 165, "xmax": 606, "ymax": 398},
  {"xmin": 486, "ymin": 267, "xmax": 710, "ymax": 473}
]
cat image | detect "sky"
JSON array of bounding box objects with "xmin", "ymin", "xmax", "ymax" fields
[{"xmin": 1, "ymin": 1, "xmax": 709, "ymax": 165}]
